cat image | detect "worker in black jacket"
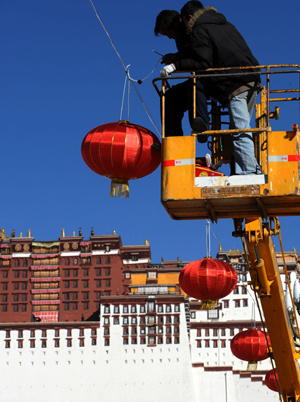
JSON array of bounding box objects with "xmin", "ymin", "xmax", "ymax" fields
[
  {"xmin": 160, "ymin": 1, "xmax": 261, "ymax": 175},
  {"xmin": 155, "ymin": 10, "xmax": 210, "ymax": 139}
]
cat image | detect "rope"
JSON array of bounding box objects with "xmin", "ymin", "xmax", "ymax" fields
[{"xmin": 88, "ymin": 0, "xmax": 161, "ymax": 137}]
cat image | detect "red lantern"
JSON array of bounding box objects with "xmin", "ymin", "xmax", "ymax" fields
[
  {"xmin": 81, "ymin": 121, "xmax": 161, "ymax": 198},
  {"xmin": 179, "ymin": 258, "xmax": 237, "ymax": 309},
  {"xmin": 265, "ymin": 369, "xmax": 280, "ymax": 392},
  {"xmin": 230, "ymin": 328, "xmax": 270, "ymax": 370}
]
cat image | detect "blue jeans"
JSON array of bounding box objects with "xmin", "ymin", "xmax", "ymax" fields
[{"xmin": 228, "ymin": 89, "xmax": 261, "ymax": 175}]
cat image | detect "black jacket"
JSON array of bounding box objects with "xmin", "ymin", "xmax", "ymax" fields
[{"xmin": 174, "ymin": 7, "xmax": 260, "ymax": 104}]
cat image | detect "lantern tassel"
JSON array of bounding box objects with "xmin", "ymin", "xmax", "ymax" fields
[
  {"xmin": 110, "ymin": 179, "xmax": 129, "ymax": 198},
  {"xmin": 200, "ymin": 300, "xmax": 216, "ymax": 310},
  {"xmin": 247, "ymin": 361, "xmax": 258, "ymax": 371}
]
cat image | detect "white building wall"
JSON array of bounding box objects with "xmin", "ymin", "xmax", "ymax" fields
[
  {"xmin": 0, "ymin": 301, "xmax": 197, "ymax": 402},
  {"xmin": 98, "ymin": 301, "xmax": 196, "ymax": 402},
  {"xmin": 192, "ymin": 367, "xmax": 278, "ymax": 402}
]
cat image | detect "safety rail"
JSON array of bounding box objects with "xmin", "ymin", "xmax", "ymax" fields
[{"xmin": 153, "ymin": 64, "xmax": 300, "ymax": 138}]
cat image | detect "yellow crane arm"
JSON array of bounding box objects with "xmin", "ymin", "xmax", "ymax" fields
[{"xmin": 237, "ymin": 217, "xmax": 300, "ymax": 402}]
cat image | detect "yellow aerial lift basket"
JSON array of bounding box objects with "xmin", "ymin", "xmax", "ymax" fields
[{"xmin": 153, "ymin": 65, "xmax": 300, "ymax": 222}]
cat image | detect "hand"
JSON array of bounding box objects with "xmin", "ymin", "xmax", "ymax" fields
[
  {"xmin": 161, "ymin": 53, "xmax": 177, "ymax": 64},
  {"xmin": 160, "ymin": 64, "xmax": 176, "ymax": 78}
]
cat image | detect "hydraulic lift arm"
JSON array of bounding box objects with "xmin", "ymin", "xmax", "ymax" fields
[{"xmin": 234, "ymin": 217, "xmax": 300, "ymax": 402}]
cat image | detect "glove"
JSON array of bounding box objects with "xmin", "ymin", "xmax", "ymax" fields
[{"xmin": 160, "ymin": 64, "xmax": 176, "ymax": 78}]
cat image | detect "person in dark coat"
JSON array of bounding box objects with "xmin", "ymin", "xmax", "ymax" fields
[
  {"xmin": 160, "ymin": 1, "xmax": 261, "ymax": 175},
  {"xmin": 155, "ymin": 10, "xmax": 210, "ymax": 140}
]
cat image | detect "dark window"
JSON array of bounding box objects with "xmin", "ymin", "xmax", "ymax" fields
[
  {"xmin": 105, "ymin": 256, "xmax": 110, "ymax": 264},
  {"xmin": 96, "ymin": 268, "xmax": 101, "ymax": 276},
  {"xmin": 83, "ymin": 269, "xmax": 89, "ymax": 277},
  {"xmin": 73, "ymin": 269, "xmax": 78, "ymax": 277},
  {"xmin": 14, "ymin": 270, "xmax": 20, "ymax": 278},
  {"xmin": 83, "ymin": 280, "xmax": 89, "ymax": 288},
  {"xmin": 105, "ymin": 267, "xmax": 111, "ymax": 276},
  {"xmin": 22, "ymin": 260, "xmax": 28, "ymax": 267},
  {"xmin": 96, "ymin": 257, "xmax": 101, "ymax": 264},
  {"xmin": 223, "ymin": 300, "xmax": 229, "ymax": 308},
  {"xmin": 83, "ymin": 302, "xmax": 89, "ymax": 310},
  {"xmin": 3, "ymin": 271, "xmax": 8, "ymax": 278},
  {"xmin": 15, "ymin": 260, "xmax": 20, "ymax": 267},
  {"xmin": 65, "ymin": 270, "xmax": 70, "ymax": 277}
]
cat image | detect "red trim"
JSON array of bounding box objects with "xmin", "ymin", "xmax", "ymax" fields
[
  {"xmin": 162, "ymin": 160, "xmax": 175, "ymax": 168},
  {"xmin": 288, "ymin": 155, "xmax": 300, "ymax": 161}
]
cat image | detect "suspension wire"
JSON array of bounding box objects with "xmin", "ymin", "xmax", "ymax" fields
[
  {"xmin": 206, "ymin": 220, "xmax": 223, "ymax": 251},
  {"xmin": 206, "ymin": 221, "xmax": 211, "ymax": 258},
  {"xmin": 88, "ymin": 0, "xmax": 161, "ymax": 137},
  {"xmin": 130, "ymin": 79, "xmax": 161, "ymax": 137},
  {"xmin": 279, "ymin": 232, "xmax": 300, "ymax": 350},
  {"xmin": 120, "ymin": 73, "xmax": 128, "ymax": 121},
  {"xmin": 127, "ymin": 73, "xmax": 130, "ymax": 122}
]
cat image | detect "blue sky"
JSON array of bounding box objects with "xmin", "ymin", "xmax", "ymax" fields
[{"xmin": 1, "ymin": 0, "xmax": 300, "ymax": 262}]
